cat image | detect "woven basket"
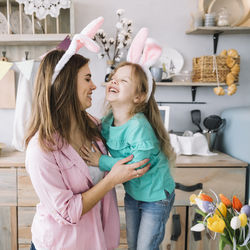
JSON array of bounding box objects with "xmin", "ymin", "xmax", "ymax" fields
[{"xmin": 192, "ymin": 55, "xmax": 240, "ymax": 83}]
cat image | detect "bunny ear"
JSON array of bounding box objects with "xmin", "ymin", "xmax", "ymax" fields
[
  {"xmin": 75, "ymin": 34, "xmax": 100, "ymax": 53},
  {"xmin": 51, "ymin": 16, "xmax": 104, "ymax": 84},
  {"xmin": 139, "ymin": 38, "xmax": 162, "ymax": 67},
  {"xmin": 80, "ymin": 16, "xmax": 104, "ymax": 38},
  {"xmin": 127, "ymin": 27, "xmax": 148, "ymax": 63}
]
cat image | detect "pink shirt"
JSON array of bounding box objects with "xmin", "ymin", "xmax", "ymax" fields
[{"xmin": 26, "ymin": 133, "xmax": 120, "ymax": 250}]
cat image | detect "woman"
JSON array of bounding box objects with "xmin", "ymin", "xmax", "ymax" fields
[{"xmin": 25, "ymin": 49, "xmax": 150, "ymax": 250}]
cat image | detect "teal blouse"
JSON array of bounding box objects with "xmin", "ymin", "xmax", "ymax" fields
[{"xmin": 99, "ymin": 112, "xmax": 175, "ymax": 202}]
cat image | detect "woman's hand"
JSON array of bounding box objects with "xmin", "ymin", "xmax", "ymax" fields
[
  {"xmin": 80, "ymin": 154, "xmax": 150, "ymax": 215},
  {"xmin": 107, "ymin": 155, "xmax": 150, "ymax": 187},
  {"xmin": 80, "ymin": 144, "xmax": 101, "ymax": 167}
]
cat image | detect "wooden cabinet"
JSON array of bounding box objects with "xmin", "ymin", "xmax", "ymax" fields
[
  {"xmin": 17, "ymin": 169, "xmax": 37, "ymax": 250},
  {"xmin": 0, "ymin": 150, "xmax": 247, "ymax": 250},
  {"xmin": 0, "ymin": 206, "xmax": 17, "ymax": 250},
  {"xmin": 0, "ymin": 156, "xmax": 20, "ymax": 250}
]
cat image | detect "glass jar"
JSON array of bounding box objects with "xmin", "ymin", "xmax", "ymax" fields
[{"xmin": 217, "ymin": 8, "xmax": 230, "ymax": 26}]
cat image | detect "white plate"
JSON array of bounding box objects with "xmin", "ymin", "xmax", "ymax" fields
[
  {"xmin": 10, "ymin": 10, "xmax": 32, "ymax": 34},
  {"xmin": 237, "ymin": 0, "xmax": 250, "ymax": 25},
  {"xmin": 208, "ymin": 0, "xmax": 247, "ymax": 26},
  {"xmin": 199, "ymin": 0, "xmax": 214, "ymax": 14},
  {"xmin": 159, "ymin": 48, "xmax": 184, "ymax": 74},
  {"xmin": 0, "ymin": 11, "xmax": 8, "ymax": 34}
]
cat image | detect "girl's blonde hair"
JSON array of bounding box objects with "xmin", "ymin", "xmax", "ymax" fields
[
  {"xmin": 109, "ymin": 62, "xmax": 176, "ymax": 167},
  {"xmin": 25, "ymin": 50, "xmax": 101, "ymax": 151}
]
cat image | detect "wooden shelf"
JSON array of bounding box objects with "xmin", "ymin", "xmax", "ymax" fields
[
  {"xmin": 156, "ymin": 81, "xmax": 227, "ymax": 86},
  {"xmin": 186, "ymin": 26, "xmax": 250, "ymax": 35},
  {"xmin": 0, "ymin": 34, "xmax": 72, "ymax": 46},
  {"xmin": 156, "ymin": 81, "xmax": 232, "ymax": 103}
]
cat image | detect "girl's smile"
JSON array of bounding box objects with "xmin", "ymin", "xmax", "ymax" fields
[{"xmin": 106, "ymin": 65, "xmax": 136, "ymax": 104}]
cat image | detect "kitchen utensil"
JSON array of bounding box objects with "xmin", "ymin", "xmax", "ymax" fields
[
  {"xmin": 203, "ymin": 115, "xmax": 225, "ymax": 132},
  {"xmin": 150, "ymin": 67, "xmax": 163, "ymax": 82},
  {"xmin": 191, "ymin": 109, "xmax": 203, "ymax": 132},
  {"xmin": 204, "ymin": 131, "xmax": 217, "ymax": 151}
]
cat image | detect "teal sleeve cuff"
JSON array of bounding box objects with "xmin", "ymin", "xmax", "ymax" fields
[{"xmin": 99, "ymin": 155, "xmax": 123, "ymax": 171}]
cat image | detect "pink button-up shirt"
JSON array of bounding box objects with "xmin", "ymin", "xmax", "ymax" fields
[{"xmin": 26, "ymin": 133, "xmax": 120, "ymax": 250}]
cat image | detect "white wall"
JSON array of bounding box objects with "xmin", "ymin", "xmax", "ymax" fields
[{"xmin": 1, "ymin": 0, "xmax": 250, "ymax": 146}]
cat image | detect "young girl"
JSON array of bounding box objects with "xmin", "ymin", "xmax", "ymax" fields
[{"xmin": 82, "ymin": 28, "xmax": 175, "ymax": 250}]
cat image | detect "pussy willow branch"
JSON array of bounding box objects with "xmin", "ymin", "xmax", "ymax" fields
[
  {"xmin": 112, "ymin": 19, "xmax": 120, "ymax": 62},
  {"xmin": 96, "ymin": 36, "xmax": 111, "ymax": 60}
]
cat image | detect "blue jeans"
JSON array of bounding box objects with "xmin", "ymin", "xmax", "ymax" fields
[
  {"xmin": 30, "ymin": 242, "xmax": 36, "ymax": 250},
  {"xmin": 124, "ymin": 190, "xmax": 175, "ymax": 250}
]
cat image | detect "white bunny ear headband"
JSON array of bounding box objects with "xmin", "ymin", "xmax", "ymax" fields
[
  {"xmin": 51, "ymin": 16, "xmax": 104, "ymax": 84},
  {"xmin": 126, "ymin": 27, "xmax": 162, "ymax": 102}
]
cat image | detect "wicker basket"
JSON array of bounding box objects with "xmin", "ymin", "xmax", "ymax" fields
[{"xmin": 192, "ymin": 55, "xmax": 240, "ymax": 83}]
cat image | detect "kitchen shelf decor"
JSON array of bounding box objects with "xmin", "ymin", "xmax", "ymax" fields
[
  {"xmin": 186, "ymin": 26, "xmax": 250, "ymax": 35},
  {"xmin": 192, "ymin": 54, "xmax": 240, "ymax": 84},
  {"xmin": 0, "ymin": 0, "xmax": 74, "ymax": 45},
  {"xmin": 185, "ymin": 26, "xmax": 244, "ymax": 98},
  {"xmin": 15, "ymin": 0, "xmax": 71, "ymax": 20}
]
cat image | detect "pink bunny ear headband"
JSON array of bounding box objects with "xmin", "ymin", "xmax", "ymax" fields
[
  {"xmin": 127, "ymin": 27, "xmax": 162, "ymax": 102},
  {"xmin": 51, "ymin": 16, "xmax": 104, "ymax": 84}
]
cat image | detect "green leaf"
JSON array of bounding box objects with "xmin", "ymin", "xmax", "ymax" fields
[
  {"xmin": 220, "ymin": 234, "xmax": 233, "ymax": 247},
  {"xmin": 195, "ymin": 208, "xmax": 207, "ymax": 218},
  {"xmin": 219, "ymin": 237, "xmax": 226, "ymax": 250}
]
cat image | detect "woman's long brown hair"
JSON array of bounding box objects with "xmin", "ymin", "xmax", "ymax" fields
[
  {"xmin": 25, "ymin": 50, "xmax": 101, "ymax": 151},
  {"xmin": 109, "ymin": 62, "xmax": 176, "ymax": 168}
]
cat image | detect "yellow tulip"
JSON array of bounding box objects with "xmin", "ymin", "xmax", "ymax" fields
[
  {"xmin": 207, "ymin": 214, "xmax": 226, "ymax": 233},
  {"xmin": 239, "ymin": 213, "xmax": 247, "ymax": 227},
  {"xmin": 189, "ymin": 194, "xmax": 197, "ymax": 205},
  {"xmin": 215, "ymin": 202, "xmax": 227, "ymax": 218}
]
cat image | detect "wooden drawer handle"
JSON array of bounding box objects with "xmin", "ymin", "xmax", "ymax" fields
[
  {"xmin": 175, "ymin": 182, "xmax": 203, "ymax": 192},
  {"xmin": 170, "ymin": 214, "xmax": 181, "ymax": 241}
]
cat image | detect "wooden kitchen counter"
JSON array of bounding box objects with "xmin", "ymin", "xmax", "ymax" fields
[
  {"xmin": 176, "ymin": 151, "xmax": 248, "ymax": 168},
  {"xmin": 0, "ymin": 149, "xmax": 248, "ymax": 250},
  {"xmin": 0, "ymin": 149, "xmax": 247, "ymax": 168},
  {"xmin": 0, "ymin": 148, "xmax": 25, "ymax": 167}
]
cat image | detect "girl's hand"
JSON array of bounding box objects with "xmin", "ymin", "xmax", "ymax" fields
[{"xmin": 80, "ymin": 144, "xmax": 102, "ymax": 167}]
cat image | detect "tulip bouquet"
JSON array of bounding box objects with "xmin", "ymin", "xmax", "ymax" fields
[{"xmin": 190, "ymin": 190, "xmax": 250, "ymax": 250}]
